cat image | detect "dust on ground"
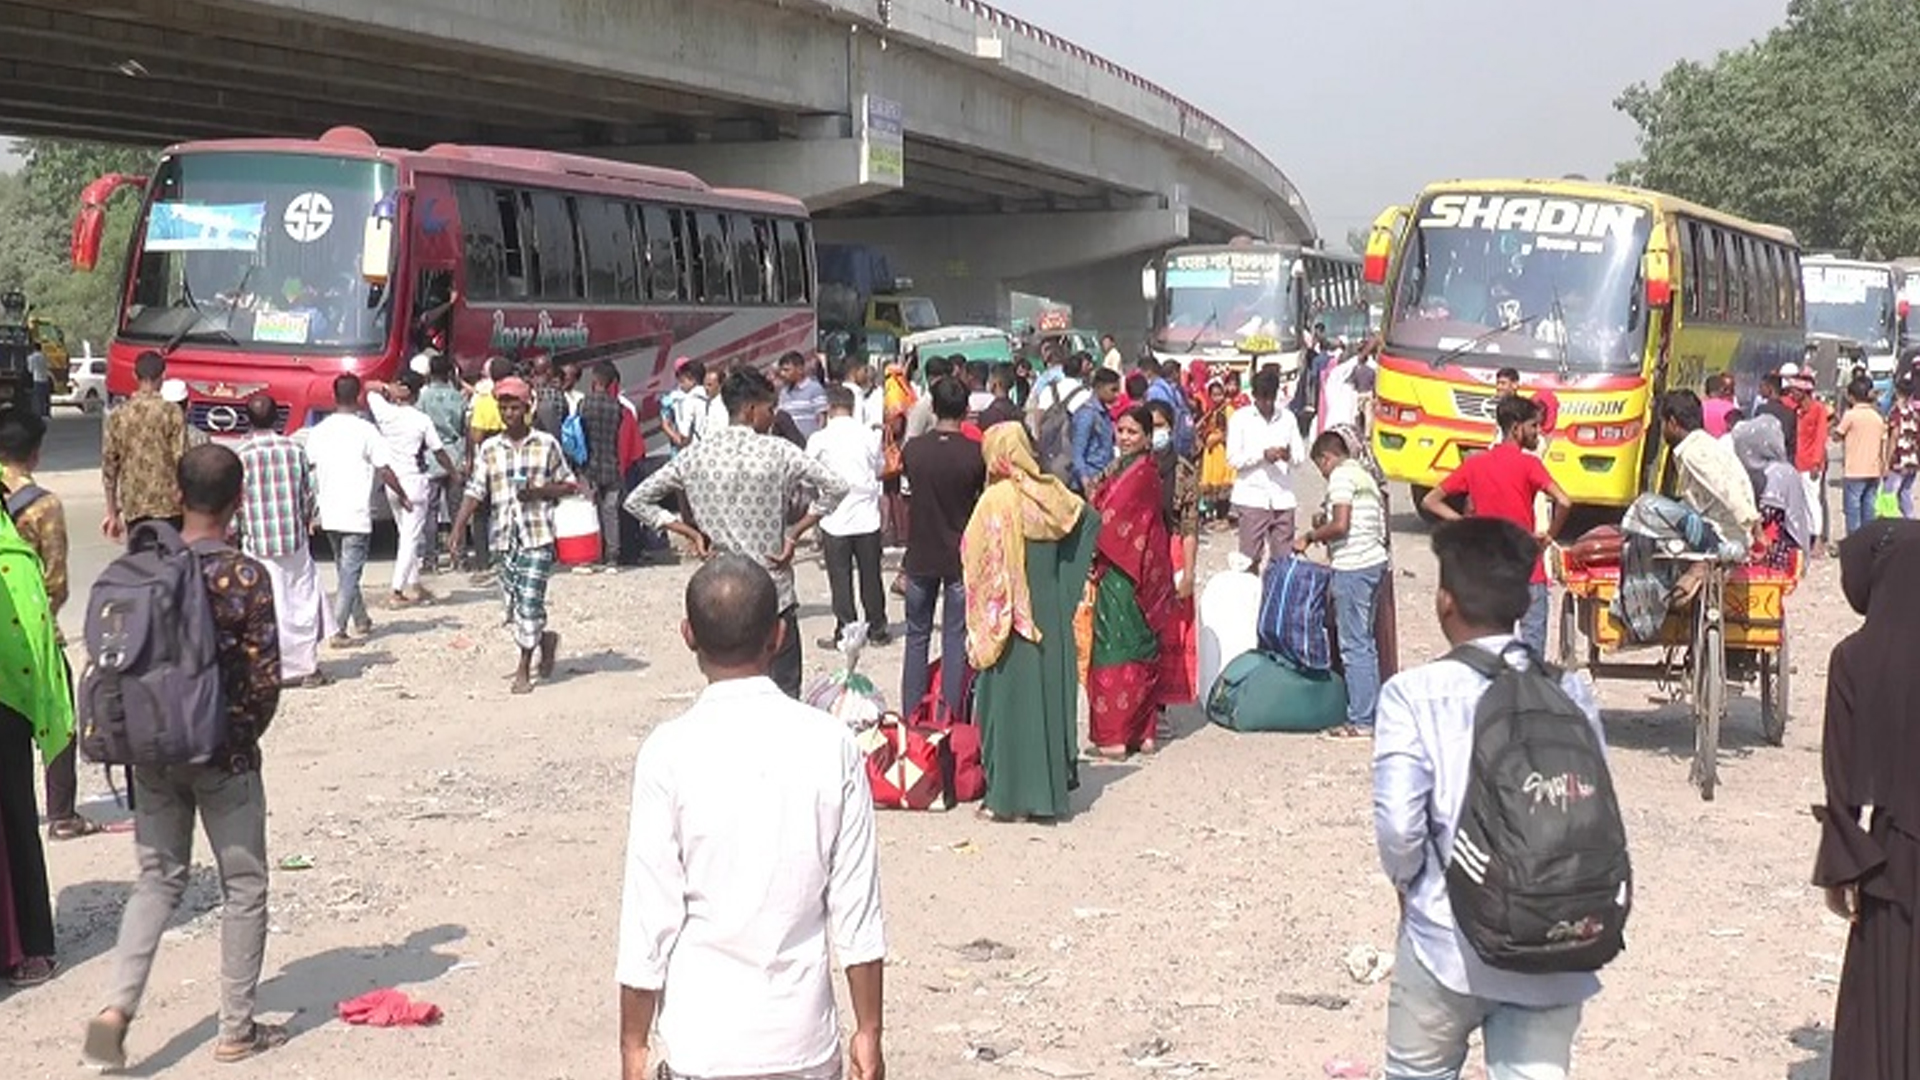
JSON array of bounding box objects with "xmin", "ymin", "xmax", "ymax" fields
[{"xmin": 2, "ymin": 418, "xmax": 1847, "ymax": 1078}]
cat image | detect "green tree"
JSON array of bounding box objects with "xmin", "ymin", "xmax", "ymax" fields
[
  {"xmin": 5, "ymin": 139, "xmax": 155, "ymax": 346},
  {"xmin": 1613, "ymin": 0, "xmax": 1920, "ymax": 256}
]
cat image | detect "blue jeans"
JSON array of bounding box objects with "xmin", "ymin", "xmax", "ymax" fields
[
  {"xmin": 327, "ymin": 531, "xmax": 371, "ymax": 633},
  {"xmin": 1518, "ymin": 583, "xmax": 1550, "ymax": 657},
  {"xmin": 1385, "ymin": 937, "xmax": 1584, "ymax": 1080},
  {"xmin": 902, "ymin": 575, "xmax": 967, "ymax": 719},
  {"xmin": 1843, "ymin": 477, "xmax": 1878, "ymax": 536},
  {"xmin": 1330, "ymin": 562, "xmax": 1386, "ymax": 729}
]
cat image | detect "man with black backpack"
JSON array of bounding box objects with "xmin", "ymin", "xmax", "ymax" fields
[
  {"xmin": 83, "ymin": 444, "xmax": 287, "ymax": 1068},
  {"xmin": 1372, "ymin": 517, "xmax": 1629, "ymax": 1080}
]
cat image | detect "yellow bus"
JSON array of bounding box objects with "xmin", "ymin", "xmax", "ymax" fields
[{"xmin": 1362, "ymin": 178, "xmax": 1804, "ymax": 509}]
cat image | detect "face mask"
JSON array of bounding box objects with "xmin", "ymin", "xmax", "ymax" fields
[{"xmin": 1151, "ymin": 428, "xmax": 1172, "ymax": 452}]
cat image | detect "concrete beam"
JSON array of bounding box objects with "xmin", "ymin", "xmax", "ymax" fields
[
  {"xmin": 816, "ymin": 207, "xmax": 1189, "ymax": 329},
  {"xmin": 603, "ymin": 139, "xmax": 901, "ymax": 213}
]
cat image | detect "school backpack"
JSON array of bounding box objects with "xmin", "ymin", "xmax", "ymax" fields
[
  {"xmin": 5, "ymin": 483, "xmax": 49, "ymax": 520},
  {"xmin": 76, "ymin": 521, "xmax": 230, "ymax": 767},
  {"xmin": 1443, "ymin": 644, "xmax": 1632, "ymax": 974},
  {"xmin": 1256, "ymin": 555, "xmax": 1333, "ymax": 672},
  {"xmin": 1031, "ymin": 384, "xmax": 1090, "ymax": 484},
  {"xmin": 560, "ymin": 412, "xmax": 589, "ymax": 466}
]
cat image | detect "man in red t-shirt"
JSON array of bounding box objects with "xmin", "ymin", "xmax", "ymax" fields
[
  {"xmin": 1787, "ymin": 384, "xmax": 1831, "ymax": 548},
  {"xmin": 1421, "ymin": 395, "xmax": 1573, "ymax": 655}
]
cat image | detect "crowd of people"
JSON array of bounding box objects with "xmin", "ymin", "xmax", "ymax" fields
[{"xmin": 0, "ymin": 330, "xmax": 1911, "ymax": 1079}]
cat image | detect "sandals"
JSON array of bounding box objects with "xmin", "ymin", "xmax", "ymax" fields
[
  {"xmin": 8, "ymin": 955, "xmax": 55, "ymax": 986},
  {"xmin": 1319, "ymin": 724, "xmax": 1371, "ymax": 742},
  {"xmin": 212, "ymin": 1021, "xmax": 289, "ymax": 1064},
  {"xmin": 48, "ymin": 816, "xmax": 102, "ymax": 842}
]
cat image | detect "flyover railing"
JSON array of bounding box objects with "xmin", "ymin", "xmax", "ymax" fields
[{"xmin": 941, "ymin": 0, "xmax": 1301, "ymax": 212}]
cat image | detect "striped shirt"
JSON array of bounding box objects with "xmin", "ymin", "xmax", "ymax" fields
[
  {"xmin": 235, "ymin": 432, "xmax": 316, "ymax": 559},
  {"xmin": 1324, "ymin": 460, "xmax": 1389, "ymax": 571}
]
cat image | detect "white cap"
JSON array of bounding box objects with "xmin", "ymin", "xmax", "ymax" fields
[
  {"xmin": 160, "ymin": 378, "xmax": 188, "ymax": 403},
  {"xmin": 409, "ymin": 350, "xmax": 436, "ymax": 376},
  {"xmin": 1779, "ymin": 362, "xmax": 1801, "ymax": 377}
]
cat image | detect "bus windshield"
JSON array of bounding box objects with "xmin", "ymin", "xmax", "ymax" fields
[
  {"xmin": 1387, "ymin": 192, "xmax": 1652, "ymax": 372},
  {"xmin": 1157, "ymin": 249, "xmax": 1291, "ymax": 348},
  {"xmin": 1804, "ymin": 263, "xmax": 1895, "ymax": 351},
  {"xmin": 122, "ymin": 152, "xmax": 397, "ymax": 354}
]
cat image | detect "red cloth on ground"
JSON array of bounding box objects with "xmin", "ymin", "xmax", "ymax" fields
[{"xmin": 338, "ymin": 988, "xmax": 443, "ymax": 1027}]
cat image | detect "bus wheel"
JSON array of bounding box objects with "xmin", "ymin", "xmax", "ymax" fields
[{"xmin": 1412, "ymin": 485, "xmax": 1439, "ymax": 523}]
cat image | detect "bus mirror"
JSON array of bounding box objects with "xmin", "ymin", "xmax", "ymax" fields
[
  {"xmin": 361, "ymin": 215, "xmax": 394, "ymax": 286},
  {"xmin": 1140, "ymin": 263, "xmax": 1158, "ymax": 302},
  {"xmin": 1643, "ymin": 249, "xmax": 1673, "ymax": 308},
  {"xmin": 70, "ymin": 172, "xmax": 147, "ymax": 271},
  {"xmin": 1362, "ymin": 205, "xmax": 1407, "ymax": 286}
]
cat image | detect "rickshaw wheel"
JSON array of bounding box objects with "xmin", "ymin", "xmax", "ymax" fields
[
  {"xmin": 1556, "ymin": 592, "xmax": 1582, "ymax": 671},
  {"xmin": 1691, "ymin": 624, "xmax": 1725, "ymax": 802},
  {"xmin": 1760, "ymin": 623, "xmax": 1789, "ymax": 747}
]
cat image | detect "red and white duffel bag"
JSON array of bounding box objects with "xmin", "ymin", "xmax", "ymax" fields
[{"xmin": 857, "ymin": 713, "xmax": 957, "ymax": 811}]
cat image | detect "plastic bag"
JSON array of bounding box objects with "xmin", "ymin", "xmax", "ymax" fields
[
  {"xmin": 1876, "ymin": 488, "xmax": 1903, "ymax": 520},
  {"xmin": 803, "ymin": 626, "xmax": 888, "ymax": 729}
]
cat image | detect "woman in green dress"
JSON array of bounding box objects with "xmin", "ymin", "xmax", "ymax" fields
[{"xmin": 962, "ymin": 424, "xmax": 1097, "ymax": 822}]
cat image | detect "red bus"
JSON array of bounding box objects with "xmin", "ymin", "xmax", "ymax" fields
[{"xmin": 72, "ymin": 125, "xmax": 816, "ymax": 437}]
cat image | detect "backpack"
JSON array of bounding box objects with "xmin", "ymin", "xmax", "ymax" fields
[
  {"xmin": 560, "ymin": 412, "xmax": 589, "ymax": 465},
  {"xmin": 76, "ymin": 522, "xmax": 230, "ymax": 767},
  {"xmin": 1256, "ymin": 555, "xmax": 1333, "ymax": 672},
  {"xmin": 1443, "ymin": 644, "xmax": 1632, "ymax": 974},
  {"xmin": 5, "ymin": 483, "xmax": 48, "ymax": 520},
  {"xmin": 1032, "ymin": 384, "xmax": 1090, "ymax": 484}
]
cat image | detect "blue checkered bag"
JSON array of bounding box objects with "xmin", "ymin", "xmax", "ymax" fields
[{"xmin": 1256, "ymin": 555, "xmax": 1333, "ymax": 672}]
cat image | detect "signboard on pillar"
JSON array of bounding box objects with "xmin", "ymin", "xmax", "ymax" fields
[{"xmin": 859, "ymin": 94, "xmax": 905, "ymax": 189}]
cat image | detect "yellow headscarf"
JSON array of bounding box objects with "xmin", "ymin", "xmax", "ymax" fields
[{"xmin": 961, "ymin": 424, "xmax": 1084, "ymax": 669}]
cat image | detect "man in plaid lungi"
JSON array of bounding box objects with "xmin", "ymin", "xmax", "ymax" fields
[{"xmin": 449, "ymin": 377, "xmax": 579, "ymax": 694}]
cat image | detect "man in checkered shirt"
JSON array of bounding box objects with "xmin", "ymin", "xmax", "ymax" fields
[{"xmin": 233, "ymin": 394, "xmax": 332, "ymax": 688}]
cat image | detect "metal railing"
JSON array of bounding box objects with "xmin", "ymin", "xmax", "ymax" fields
[{"xmin": 940, "ymin": 0, "xmax": 1295, "ymax": 203}]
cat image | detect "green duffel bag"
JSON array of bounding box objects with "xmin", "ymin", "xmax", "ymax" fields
[{"xmin": 1206, "ymin": 648, "xmax": 1348, "ymax": 733}]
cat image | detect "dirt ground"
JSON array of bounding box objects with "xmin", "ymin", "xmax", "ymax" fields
[{"xmin": 2, "ymin": 414, "xmax": 1849, "ymax": 1078}]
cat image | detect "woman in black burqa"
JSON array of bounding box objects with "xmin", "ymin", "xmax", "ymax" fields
[{"xmin": 1815, "ymin": 517, "xmax": 1920, "ymax": 1079}]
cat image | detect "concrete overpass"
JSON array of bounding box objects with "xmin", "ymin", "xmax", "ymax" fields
[{"xmin": 0, "ymin": 0, "xmax": 1313, "ymax": 335}]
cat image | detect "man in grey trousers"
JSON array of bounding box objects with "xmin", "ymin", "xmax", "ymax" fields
[{"xmin": 83, "ymin": 444, "xmax": 287, "ymax": 1068}]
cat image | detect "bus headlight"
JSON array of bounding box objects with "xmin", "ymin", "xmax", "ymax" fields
[{"xmin": 1375, "ymin": 398, "xmax": 1422, "ymax": 425}]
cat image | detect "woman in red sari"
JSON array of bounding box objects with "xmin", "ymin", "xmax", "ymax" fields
[
  {"xmin": 1085, "ymin": 407, "xmax": 1176, "ymax": 758},
  {"xmin": 1144, "ymin": 399, "xmax": 1201, "ymax": 709}
]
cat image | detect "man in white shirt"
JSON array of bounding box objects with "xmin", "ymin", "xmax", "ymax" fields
[
  {"xmin": 303, "ymin": 374, "xmax": 410, "ymax": 645},
  {"xmin": 842, "ymin": 354, "xmax": 885, "ymax": 429},
  {"xmin": 667, "ymin": 359, "xmax": 709, "ymax": 449},
  {"xmin": 618, "ymin": 555, "xmax": 885, "ymax": 1080},
  {"xmin": 807, "ymin": 386, "xmax": 889, "ymax": 649},
  {"xmin": 1226, "ymin": 365, "xmax": 1308, "ymax": 570},
  {"xmin": 365, "ymin": 373, "xmax": 459, "ymax": 605},
  {"xmin": 1101, "ymin": 334, "xmax": 1124, "ymax": 375},
  {"xmin": 702, "ymin": 364, "xmax": 731, "ymax": 436},
  {"xmin": 903, "ymin": 354, "xmax": 955, "ymax": 440}
]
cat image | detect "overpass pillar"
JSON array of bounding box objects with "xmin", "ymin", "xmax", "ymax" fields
[{"xmin": 815, "ymin": 207, "xmax": 1187, "ymax": 329}]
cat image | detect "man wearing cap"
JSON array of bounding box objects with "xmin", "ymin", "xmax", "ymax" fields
[
  {"xmin": 1786, "ymin": 374, "xmax": 1831, "ymax": 549},
  {"xmin": 100, "ymin": 350, "xmax": 187, "ymax": 540},
  {"xmin": 450, "ymin": 376, "xmax": 580, "ymax": 694}
]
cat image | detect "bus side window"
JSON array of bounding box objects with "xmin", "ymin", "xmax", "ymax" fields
[
  {"xmin": 576, "ymin": 197, "xmax": 628, "ymax": 304},
  {"xmin": 455, "ymin": 181, "xmax": 503, "ymax": 300},
  {"xmin": 776, "ymin": 220, "xmax": 811, "ymax": 306},
  {"xmin": 728, "ymin": 213, "xmax": 764, "ymax": 304},
  {"xmin": 494, "ymin": 188, "xmax": 530, "ymax": 300},
  {"xmin": 695, "ymin": 212, "xmax": 732, "ymax": 305},
  {"xmin": 1758, "ymin": 244, "xmax": 1780, "ymax": 326},
  {"xmin": 641, "ymin": 204, "xmax": 680, "ymax": 302},
  {"xmin": 1702, "ymin": 229, "xmax": 1724, "ymax": 322},
  {"xmin": 1680, "ymin": 221, "xmax": 1701, "ymax": 320},
  {"xmin": 1786, "ymin": 249, "xmax": 1804, "ymax": 325},
  {"xmin": 529, "ymin": 191, "xmax": 582, "ymax": 301}
]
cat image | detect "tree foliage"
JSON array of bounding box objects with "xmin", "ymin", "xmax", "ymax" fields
[
  {"xmin": 1612, "ymin": 0, "xmax": 1920, "ymax": 257},
  {"xmin": 0, "ymin": 138, "xmax": 153, "ymax": 347}
]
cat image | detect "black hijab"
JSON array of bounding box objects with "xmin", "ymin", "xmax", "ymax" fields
[{"xmin": 1815, "ymin": 518, "xmax": 1920, "ymax": 891}]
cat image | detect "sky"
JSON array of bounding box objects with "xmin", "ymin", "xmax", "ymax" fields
[{"xmin": 991, "ymin": 0, "xmax": 1788, "ymax": 243}]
